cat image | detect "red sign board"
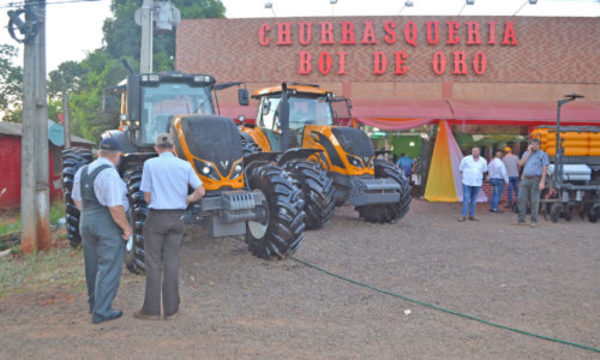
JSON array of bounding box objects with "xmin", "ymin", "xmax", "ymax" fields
[{"xmin": 258, "ymin": 20, "xmax": 518, "ymax": 76}]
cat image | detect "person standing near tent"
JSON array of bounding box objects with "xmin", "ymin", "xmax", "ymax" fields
[
  {"xmin": 515, "ymin": 139, "xmax": 549, "ymax": 227},
  {"xmin": 503, "ymin": 146, "xmax": 520, "ymax": 208},
  {"xmin": 458, "ymin": 146, "xmax": 488, "ymax": 222},
  {"xmin": 488, "ymin": 149, "xmax": 509, "ymax": 213},
  {"xmin": 396, "ymin": 153, "xmax": 414, "ymax": 177}
]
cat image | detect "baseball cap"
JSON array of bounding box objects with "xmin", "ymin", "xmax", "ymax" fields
[
  {"xmin": 155, "ymin": 133, "xmax": 174, "ymax": 147},
  {"xmin": 504, "ymin": 146, "xmax": 511, "ymax": 152},
  {"xmin": 99, "ymin": 137, "xmax": 122, "ymax": 151}
]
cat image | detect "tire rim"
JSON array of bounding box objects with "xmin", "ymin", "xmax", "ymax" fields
[{"xmin": 248, "ymin": 190, "xmax": 269, "ymax": 239}]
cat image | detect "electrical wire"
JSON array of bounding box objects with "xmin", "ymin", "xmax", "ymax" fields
[{"xmin": 0, "ymin": 0, "xmax": 102, "ymax": 10}]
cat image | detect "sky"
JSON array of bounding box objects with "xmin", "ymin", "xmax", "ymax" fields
[{"xmin": 0, "ymin": 0, "xmax": 598, "ymax": 72}]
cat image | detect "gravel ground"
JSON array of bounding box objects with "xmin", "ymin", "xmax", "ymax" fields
[{"xmin": 1, "ymin": 199, "xmax": 599, "ymax": 359}]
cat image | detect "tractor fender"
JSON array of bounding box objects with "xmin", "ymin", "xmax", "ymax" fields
[{"xmin": 277, "ymin": 148, "xmax": 322, "ymax": 166}]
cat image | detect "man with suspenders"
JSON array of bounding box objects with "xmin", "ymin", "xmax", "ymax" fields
[{"xmin": 72, "ymin": 138, "xmax": 132, "ymax": 324}]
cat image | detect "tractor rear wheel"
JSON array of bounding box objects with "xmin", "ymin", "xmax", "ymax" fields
[
  {"xmin": 356, "ymin": 160, "xmax": 411, "ymax": 224},
  {"xmin": 124, "ymin": 166, "xmax": 148, "ymax": 274},
  {"xmin": 245, "ymin": 165, "xmax": 306, "ymax": 259},
  {"xmin": 61, "ymin": 147, "xmax": 93, "ymax": 247},
  {"xmin": 283, "ymin": 160, "xmax": 335, "ymax": 230}
]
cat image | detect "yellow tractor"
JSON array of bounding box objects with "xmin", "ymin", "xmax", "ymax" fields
[
  {"xmin": 240, "ymin": 83, "xmax": 411, "ymax": 223},
  {"xmin": 62, "ymin": 63, "xmax": 306, "ymax": 274}
]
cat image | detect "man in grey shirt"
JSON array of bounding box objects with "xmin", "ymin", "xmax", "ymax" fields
[
  {"xmin": 516, "ymin": 139, "xmax": 549, "ymax": 227},
  {"xmin": 503, "ymin": 146, "xmax": 520, "ymax": 208}
]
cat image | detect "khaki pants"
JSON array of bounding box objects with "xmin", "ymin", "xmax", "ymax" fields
[{"xmin": 142, "ymin": 209, "xmax": 185, "ymax": 316}]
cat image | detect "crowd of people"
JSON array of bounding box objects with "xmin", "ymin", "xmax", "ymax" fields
[{"xmin": 457, "ymin": 139, "xmax": 549, "ymax": 227}]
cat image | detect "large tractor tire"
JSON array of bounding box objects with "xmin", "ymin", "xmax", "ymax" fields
[
  {"xmin": 245, "ymin": 165, "xmax": 306, "ymax": 259},
  {"xmin": 62, "ymin": 147, "xmax": 93, "ymax": 247},
  {"xmin": 123, "ymin": 166, "xmax": 148, "ymax": 274},
  {"xmin": 283, "ymin": 160, "xmax": 335, "ymax": 230},
  {"xmin": 356, "ymin": 160, "xmax": 412, "ymax": 224}
]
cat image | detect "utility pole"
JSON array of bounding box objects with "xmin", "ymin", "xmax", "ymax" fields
[
  {"xmin": 140, "ymin": 0, "xmax": 154, "ymax": 73},
  {"xmin": 63, "ymin": 93, "xmax": 71, "ymax": 149},
  {"xmin": 16, "ymin": 0, "xmax": 49, "ymax": 253}
]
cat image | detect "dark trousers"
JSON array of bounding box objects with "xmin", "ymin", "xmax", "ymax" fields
[
  {"xmin": 507, "ymin": 176, "xmax": 520, "ymax": 207},
  {"xmin": 518, "ymin": 176, "xmax": 541, "ymax": 223},
  {"xmin": 142, "ymin": 209, "xmax": 185, "ymax": 316}
]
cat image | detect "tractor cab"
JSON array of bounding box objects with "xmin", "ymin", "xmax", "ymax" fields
[
  {"xmin": 105, "ymin": 71, "xmax": 218, "ymax": 150},
  {"xmin": 254, "ymin": 84, "xmax": 347, "ymax": 150}
]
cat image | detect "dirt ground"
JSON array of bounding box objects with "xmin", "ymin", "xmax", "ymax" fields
[{"xmin": 1, "ymin": 199, "xmax": 599, "ymax": 359}]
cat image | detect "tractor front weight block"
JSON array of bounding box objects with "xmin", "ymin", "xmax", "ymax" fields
[{"xmin": 348, "ymin": 178, "xmax": 401, "ymax": 207}]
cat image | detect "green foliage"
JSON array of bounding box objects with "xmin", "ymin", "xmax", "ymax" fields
[
  {"xmin": 0, "ymin": 44, "xmax": 23, "ymax": 122},
  {"xmin": 48, "ymin": 61, "xmax": 87, "ymax": 99},
  {"xmin": 63, "ymin": 0, "xmax": 226, "ymax": 141}
]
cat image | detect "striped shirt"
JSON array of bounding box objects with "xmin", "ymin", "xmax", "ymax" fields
[
  {"xmin": 140, "ymin": 152, "xmax": 202, "ymax": 210},
  {"xmin": 72, "ymin": 157, "xmax": 129, "ymax": 212}
]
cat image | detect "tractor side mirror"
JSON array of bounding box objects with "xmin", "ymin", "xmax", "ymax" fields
[
  {"xmin": 103, "ymin": 94, "xmax": 119, "ymax": 114},
  {"xmin": 238, "ymin": 88, "xmax": 249, "ymax": 106}
]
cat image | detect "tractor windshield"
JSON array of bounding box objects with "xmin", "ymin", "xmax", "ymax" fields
[
  {"xmin": 260, "ymin": 94, "xmax": 333, "ymax": 131},
  {"xmin": 141, "ymin": 83, "xmax": 214, "ymax": 144}
]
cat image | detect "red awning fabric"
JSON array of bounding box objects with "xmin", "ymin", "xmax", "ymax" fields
[
  {"xmin": 350, "ymin": 99, "xmax": 600, "ymax": 129},
  {"xmin": 352, "ymin": 99, "xmax": 454, "ymax": 119},
  {"xmin": 448, "ymin": 99, "xmax": 600, "ymax": 124}
]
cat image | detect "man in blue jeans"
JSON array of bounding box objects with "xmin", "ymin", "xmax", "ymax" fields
[
  {"xmin": 458, "ymin": 146, "xmax": 488, "ymax": 222},
  {"xmin": 503, "ymin": 146, "xmax": 520, "ymax": 208},
  {"xmin": 488, "ymin": 149, "xmax": 509, "ymax": 212}
]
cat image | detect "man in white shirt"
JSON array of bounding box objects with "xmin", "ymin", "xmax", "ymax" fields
[
  {"xmin": 488, "ymin": 149, "xmax": 509, "ymax": 213},
  {"xmin": 458, "ymin": 146, "xmax": 488, "ymax": 222}
]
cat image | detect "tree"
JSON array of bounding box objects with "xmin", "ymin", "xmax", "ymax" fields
[
  {"xmin": 48, "ymin": 61, "xmax": 87, "ymax": 99},
  {"xmin": 102, "ymin": 0, "xmax": 225, "ymax": 71},
  {"xmin": 0, "ymin": 44, "xmax": 23, "ymax": 122},
  {"xmin": 64, "ymin": 0, "xmax": 226, "ymax": 141}
]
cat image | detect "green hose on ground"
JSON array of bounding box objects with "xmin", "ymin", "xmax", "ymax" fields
[{"xmin": 289, "ymin": 255, "xmax": 600, "ymax": 354}]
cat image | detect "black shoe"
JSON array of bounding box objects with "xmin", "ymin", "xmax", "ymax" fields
[{"xmin": 93, "ymin": 310, "xmax": 123, "ymax": 324}]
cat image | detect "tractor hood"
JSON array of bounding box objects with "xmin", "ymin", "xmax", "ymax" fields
[
  {"xmin": 174, "ymin": 115, "xmax": 242, "ymax": 176},
  {"xmin": 331, "ymin": 127, "xmax": 374, "ymax": 162}
]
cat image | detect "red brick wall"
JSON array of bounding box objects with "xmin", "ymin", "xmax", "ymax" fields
[{"xmin": 177, "ymin": 16, "xmax": 599, "ymax": 89}]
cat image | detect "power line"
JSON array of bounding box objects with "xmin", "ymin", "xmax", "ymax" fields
[{"xmin": 0, "ymin": 0, "xmax": 101, "ymax": 10}]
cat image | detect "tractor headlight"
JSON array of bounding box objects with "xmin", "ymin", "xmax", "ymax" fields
[
  {"xmin": 231, "ymin": 163, "xmax": 243, "ymax": 179},
  {"xmin": 346, "ymin": 155, "xmax": 363, "ymax": 168},
  {"xmin": 194, "ymin": 160, "xmax": 220, "ymax": 180}
]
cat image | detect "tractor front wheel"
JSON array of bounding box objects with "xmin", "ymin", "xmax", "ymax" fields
[
  {"xmin": 245, "ymin": 165, "xmax": 306, "ymax": 259},
  {"xmin": 356, "ymin": 160, "xmax": 411, "ymax": 224},
  {"xmin": 124, "ymin": 166, "xmax": 148, "ymax": 274},
  {"xmin": 61, "ymin": 147, "xmax": 93, "ymax": 247},
  {"xmin": 283, "ymin": 160, "xmax": 335, "ymax": 230}
]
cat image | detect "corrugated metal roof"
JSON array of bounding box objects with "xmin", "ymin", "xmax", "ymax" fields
[{"xmin": 0, "ymin": 120, "xmax": 94, "ymax": 145}]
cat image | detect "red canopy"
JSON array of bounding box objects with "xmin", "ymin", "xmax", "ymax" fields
[{"xmin": 351, "ymin": 99, "xmax": 600, "ymax": 129}]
